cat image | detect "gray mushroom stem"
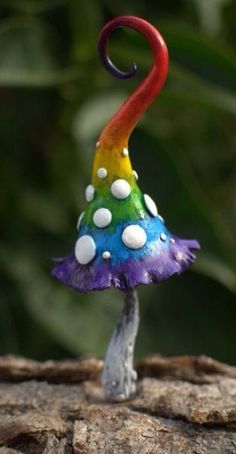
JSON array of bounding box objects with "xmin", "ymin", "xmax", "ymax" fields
[{"xmin": 102, "ymin": 289, "xmax": 140, "ymax": 401}]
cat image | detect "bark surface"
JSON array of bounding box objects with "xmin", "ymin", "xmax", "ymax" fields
[{"xmin": 0, "ymin": 354, "xmax": 236, "ymax": 453}]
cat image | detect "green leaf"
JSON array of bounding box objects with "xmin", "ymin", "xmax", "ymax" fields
[
  {"xmin": 194, "ymin": 253, "xmax": 236, "ymax": 294},
  {"xmin": 111, "ymin": 43, "xmax": 236, "ymax": 115},
  {"xmin": 0, "ymin": 18, "xmax": 80, "ymax": 87},
  {"xmin": 21, "ymin": 191, "xmax": 70, "ymax": 234},
  {"xmin": 109, "ymin": 20, "xmax": 236, "ymax": 89},
  {"xmin": 0, "ymin": 0, "xmax": 66, "ymax": 14},
  {"xmin": 68, "ymin": 0, "xmax": 102, "ymax": 61},
  {"xmin": 0, "ymin": 248, "xmax": 121, "ymax": 356},
  {"xmin": 73, "ymin": 92, "xmax": 126, "ymax": 143},
  {"xmin": 161, "ymin": 22, "xmax": 236, "ymax": 90}
]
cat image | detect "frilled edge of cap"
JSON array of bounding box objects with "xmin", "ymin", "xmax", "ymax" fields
[{"xmin": 52, "ymin": 238, "xmax": 200, "ymax": 292}]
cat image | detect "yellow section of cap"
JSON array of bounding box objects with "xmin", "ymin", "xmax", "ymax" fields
[{"xmin": 92, "ymin": 144, "xmax": 134, "ymax": 187}]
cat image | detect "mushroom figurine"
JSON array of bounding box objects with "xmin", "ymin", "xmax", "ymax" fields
[{"xmin": 53, "ymin": 16, "xmax": 200, "ymax": 401}]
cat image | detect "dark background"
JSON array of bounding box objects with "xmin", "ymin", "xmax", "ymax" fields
[{"xmin": 0, "ymin": 0, "xmax": 236, "ymax": 363}]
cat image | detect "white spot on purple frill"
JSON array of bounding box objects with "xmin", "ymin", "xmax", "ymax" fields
[
  {"xmin": 174, "ymin": 251, "xmax": 185, "ymax": 261},
  {"xmin": 122, "ymin": 225, "xmax": 147, "ymax": 249},
  {"xmin": 75, "ymin": 235, "xmax": 96, "ymax": 265}
]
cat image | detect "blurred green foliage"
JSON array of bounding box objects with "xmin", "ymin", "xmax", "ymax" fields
[{"xmin": 0, "ymin": 0, "xmax": 236, "ymax": 363}]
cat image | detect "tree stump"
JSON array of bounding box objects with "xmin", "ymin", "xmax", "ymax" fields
[{"xmin": 0, "ymin": 354, "xmax": 236, "ymax": 453}]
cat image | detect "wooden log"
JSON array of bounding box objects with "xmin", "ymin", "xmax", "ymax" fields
[{"xmin": 0, "ymin": 354, "xmax": 236, "ymax": 453}]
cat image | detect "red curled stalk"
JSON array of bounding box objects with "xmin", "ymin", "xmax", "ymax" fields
[{"xmin": 97, "ymin": 16, "xmax": 169, "ymax": 150}]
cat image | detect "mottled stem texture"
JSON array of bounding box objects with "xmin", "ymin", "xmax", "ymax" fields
[{"xmin": 102, "ymin": 289, "xmax": 139, "ymax": 401}]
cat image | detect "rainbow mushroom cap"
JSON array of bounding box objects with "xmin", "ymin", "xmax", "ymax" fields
[{"xmin": 52, "ymin": 16, "xmax": 200, "ymax": 292}]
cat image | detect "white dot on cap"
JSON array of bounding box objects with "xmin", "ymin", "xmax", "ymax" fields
[
  {"xmin": 144, "ymin": 194, "xmax": 158, "ymax": 217},
  {"xmin": 85, "ymin": 184, "xmax": 95, "ymax": 202},
  {"xmin": 133, "ymin": 170, "xmax": 138, "ymax": 181},
  {"xmin": 122, "ymin": 225, "xmax": 147, "ymax": 249},
  {"xmin": 111, "ymin": 179, "xmax": 131, "ymax": 200},
  {"xmin": 103, "ymin": 251, "xmax": 111, "ymax": 259},
  {"xmin": 121, "ymin": 147, "xmax": 129, "ymax": 157},
  {"xmin": 97, "ymin": 167, "xmax": 107, "ymax": 179},
  {"xmin": 93, "ymin": 208, "xmax": 112, "ymax": 228},
  {"xmin": 75, "ymin": 235, "xmax": 96, "ymax": 265},
  {"xmin": 77, "ymin": 211, "xmax": 85, "ymax": 231},
  {"xmin": 160, "ymin": 232, "xmax": 167, "ymax": 242},
  {"xmin": 96, "ymin": 141, "xmax": 100, "ymax": 147}
]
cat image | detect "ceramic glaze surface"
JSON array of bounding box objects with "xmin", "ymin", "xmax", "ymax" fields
[{"xmin": 53, "ymin": 16, "xmax": 200, "ymax": 292}]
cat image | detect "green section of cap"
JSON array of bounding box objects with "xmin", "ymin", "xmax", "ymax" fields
[{"xmin": 81, "ymin": 184, "xmax": 147, "ymax": 232}]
